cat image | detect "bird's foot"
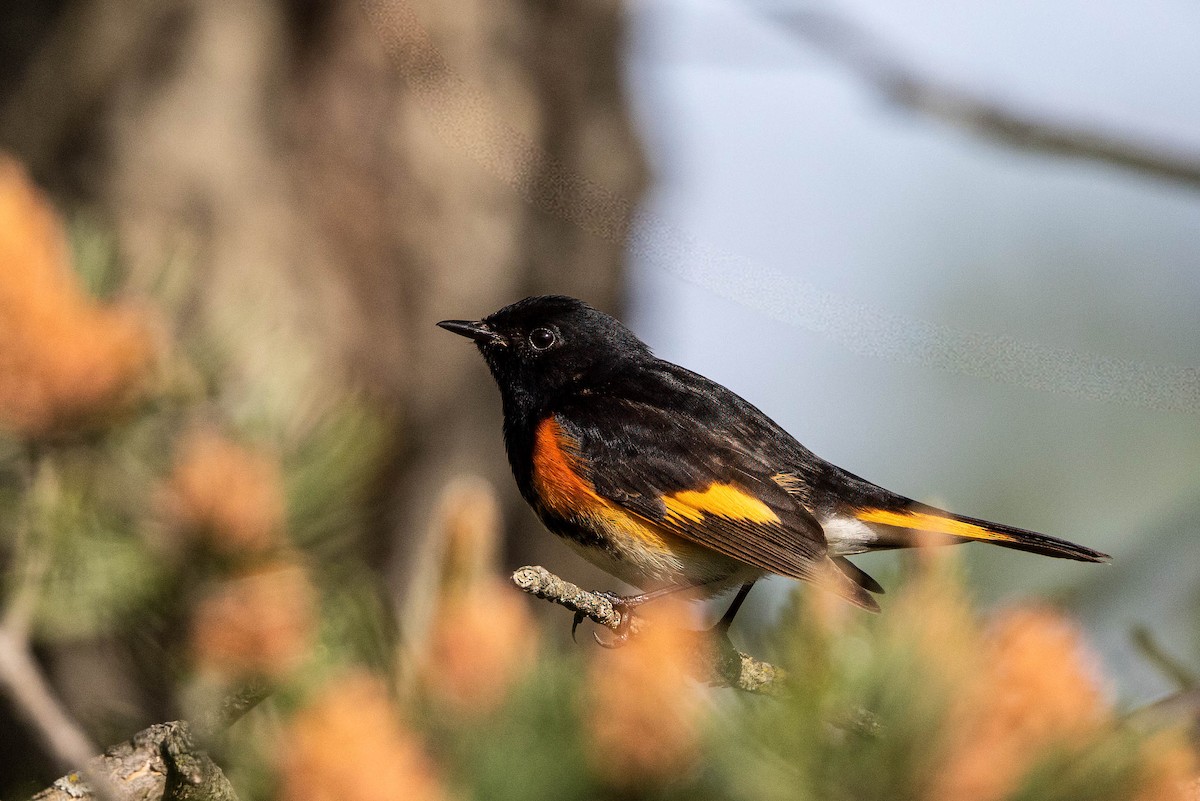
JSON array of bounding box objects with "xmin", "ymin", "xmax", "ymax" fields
[{"xmin": 570, "ymin": 590, "xmax": 637, "ymax": 648}]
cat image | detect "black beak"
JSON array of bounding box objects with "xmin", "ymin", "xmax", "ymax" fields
[{"xmin": 437, "ymin": 319, "xmax": 501, "ymax": 345}]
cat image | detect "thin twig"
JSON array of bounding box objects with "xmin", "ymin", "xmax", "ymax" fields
[
  {"xmin": 1131, "ymin": 625, "xmax": 1197, "ymax": 692},
  {"xmin": 511, "ymin": 565, "xmax": 784, "ymax": 694},
  {"xmin": 0, "ymin": 451, "xmax": 125, "ymax": 801},
  {"xmin": 771, "ymin": 8, "xmax": 1200, "ymax": 192},
  {"xmin": 2, "ymin": 447, "xmax": 49, "ymax": 639},
  {"xmin": 511, "ymin": 566, "xmax": 640, "ymax": 634},
  {"xmin": 0, "ymin": 630, "xmax": 102, "ymax": 775},
  {"xmin": 191, "ymin": 678, "xmax": 272, "ymax": 742}
]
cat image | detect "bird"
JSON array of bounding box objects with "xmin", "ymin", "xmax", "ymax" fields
[{"xmin": 438, "ymin": 295, "xmax": 1109, "ymax": 643}]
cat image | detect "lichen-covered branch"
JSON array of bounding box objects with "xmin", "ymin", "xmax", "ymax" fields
[
  {"xmin": 20, "ymin": 679, "xmax": 268, "ymax": 801},
  {"xmin": 771, "ymin": 9, "xmax": 1200, "ymax": 192},
  {"xmin": 511, "ymin": 565, "xmax": 784, "ymax": 694},
  {"xmin": 21, "ymin": 680, "xmax": 270, "ymax": 801},
  {"xmin": 29, "ymin": 722, "xmax": 238, "ymax": 801},
  {"xmin": 511, "ymin": 566, "xmax": 641, "ymax": 636}
]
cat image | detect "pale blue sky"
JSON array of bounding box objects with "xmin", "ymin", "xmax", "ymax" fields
[{"xmin": 621, "ymin": 0, "xmax": 1200, "ymax": 701}]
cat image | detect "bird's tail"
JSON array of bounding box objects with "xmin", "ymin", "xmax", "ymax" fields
[{"xmin": 853, "ymin": 506, "xmax": 1110, "ymax": 563}]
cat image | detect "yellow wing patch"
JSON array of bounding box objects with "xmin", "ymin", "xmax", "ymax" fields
[
  {"xmin": 664, "ymin": 483, "xmax": 781, "ymax": 525},
  {"xmin": 855, "ymin": 508, "xmax": 1015, "ymax": 543}
]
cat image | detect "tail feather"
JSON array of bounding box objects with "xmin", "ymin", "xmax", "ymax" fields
[
  {"xmin": 815, "ymin": 557, "xmax": 882, "ymax": 612},
  {"xmin": 831, "ymin": 555, "xmax": 885, "ymax": 594},
  {"xmin": 854, "ymin": 506, "xmax": 1110, "ymax": 563}
]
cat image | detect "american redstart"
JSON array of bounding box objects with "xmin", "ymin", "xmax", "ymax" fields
[{"xmin": 439, "ymin": 296, "xmax": 1108, "ymax": 641}]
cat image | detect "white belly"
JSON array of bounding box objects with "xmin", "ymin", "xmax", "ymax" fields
[{"xmin": 559, "ymin": 534, "xmax": 762, "ymax": 598}]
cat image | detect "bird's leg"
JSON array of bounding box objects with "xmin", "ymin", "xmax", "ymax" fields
[{"xmin": 711, "ymin": 580, "xmax": 756, "ymax": 636}]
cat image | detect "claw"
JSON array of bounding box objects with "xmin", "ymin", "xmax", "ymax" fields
[
  {"xmin": 571, "ymin": 611, "xmax": 585, "ymax": 643},
  {"xmin": 592, "ymin": 626, "xmax": 632, "ymax": 649},
  {"xmin": 593, "ymin": 592, "xmax": 634, "ymax": 648}
]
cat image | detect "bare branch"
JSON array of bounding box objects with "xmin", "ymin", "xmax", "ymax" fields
[
  {"xmin": 772, "ymin": 8, "xmax": 1200, "ymax": 192},
  {"xmin": 511, "ymin": 565, "xmax": 784, "ymax": 694},
  {"xmin": 15, "ymin": 681, "xmax": 264, "ymax": 801},
  {"xmin": 29, "ymin": 722, "xmax": 239, "ymax": 801},
  {"xmin": 512, "ymin": 566, "xmax": 639, "ymax": 634},
  {"xmin": 0, "ymin": 630, "xmax": 102, "ymax": 778},
  {"xmin": 0, "ymin": 593, "xmax": 137, "ymax": 801}
]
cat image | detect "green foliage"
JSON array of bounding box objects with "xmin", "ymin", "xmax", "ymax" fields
[
  {"xmin": 424, "ymin": 655, "xmax": 597, "ymax": 801},
  {"xmin": 388, "ymin": 575, "xmax": 1190, "ymax": 801},
  {"xmin": 67, "ymin": 217, "xmax": 124, "ymax": 301},
  {"xmin": 283, "ymin": 400, "xmax": 388, "ymax": 559}
]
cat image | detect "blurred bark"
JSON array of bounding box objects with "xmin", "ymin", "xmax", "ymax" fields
[{"xmin": 0, "ymin": 0, "xmax": 644, "ymax": 788}]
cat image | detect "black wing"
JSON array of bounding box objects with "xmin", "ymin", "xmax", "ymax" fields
[{"xmin": 556, "ymin": 365, "xmax": 879, "ymax": 609}]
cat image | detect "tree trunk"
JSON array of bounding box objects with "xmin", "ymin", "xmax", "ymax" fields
[{"xmin": 0, "ymin": 0, "xmax": 645, "ymax": 786}]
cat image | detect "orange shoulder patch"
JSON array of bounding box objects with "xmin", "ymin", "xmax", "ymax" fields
[{"xmin": 532, "ymin": 417, "xmax": 601, "ymax": 516}]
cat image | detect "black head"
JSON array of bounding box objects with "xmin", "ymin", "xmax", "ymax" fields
[{"xmin": 438, "ymin": 295, "xmax": 651, "ymax": 409}]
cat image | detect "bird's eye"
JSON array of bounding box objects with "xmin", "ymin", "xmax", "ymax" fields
[{"xmin": 529, "ymin": 328, "xmax": 556, "ymax": 350}]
